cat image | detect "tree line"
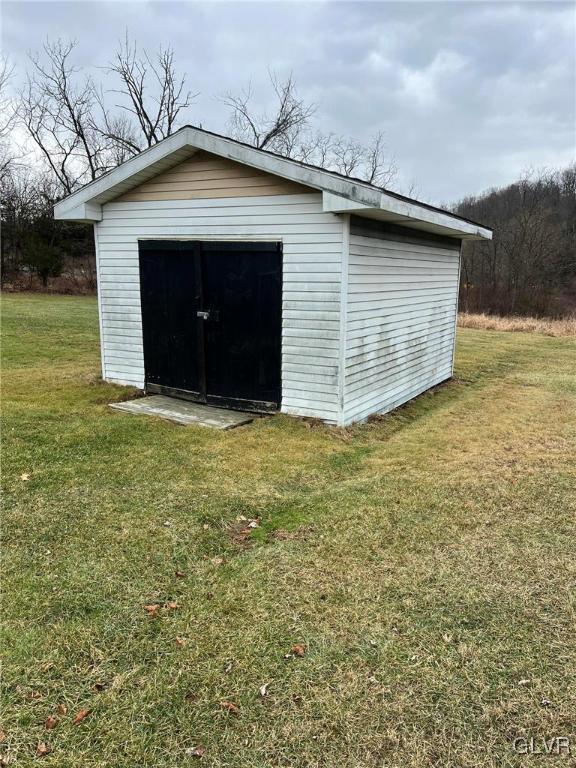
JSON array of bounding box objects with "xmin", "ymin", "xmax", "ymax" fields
[{"xmin": 455, "ymin": 167, "xmax": 576, "ymax": 317}]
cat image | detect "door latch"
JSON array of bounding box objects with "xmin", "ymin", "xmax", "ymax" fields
[{"xmin": 196, "ymin": 310, "xmax": 220, "ymax": 321}]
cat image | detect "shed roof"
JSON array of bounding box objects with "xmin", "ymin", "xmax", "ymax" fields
[{"xmin": 54, "ymin": 125, "xmax": 492, "ymax": 240}]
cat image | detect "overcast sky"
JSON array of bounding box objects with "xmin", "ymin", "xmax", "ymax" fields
[{"xmin": 2, "ymin": 0, "xmax": 575, "ymax": 204}]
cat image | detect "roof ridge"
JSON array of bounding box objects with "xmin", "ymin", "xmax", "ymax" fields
[{"xmin": 179, "ymin": 125, "xmax": 490, "ymax": 231}]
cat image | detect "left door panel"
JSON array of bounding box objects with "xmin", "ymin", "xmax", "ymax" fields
[{"xmin": 139, "ymin": 242, "xmax": 204, "ymax": 399}]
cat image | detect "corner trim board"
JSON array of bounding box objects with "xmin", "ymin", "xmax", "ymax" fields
[
  {"xmin": 93, "ymin": 223, "xmax": 107, "ymax": 382},
  {"xmin": 338, "ymin": 214, "xmax": 350, "ymax": 426},
  {"xmin": 451, "ymin": 242, "xmax": 463, "ymax": 377}
]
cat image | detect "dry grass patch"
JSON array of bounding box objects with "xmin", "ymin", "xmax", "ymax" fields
[{"xmin": 458, "ymin": 312, "xmax": 576, "ymax": 337}]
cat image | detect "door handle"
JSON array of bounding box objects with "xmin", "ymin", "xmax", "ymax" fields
[{"xmin": 197, "ymin": 310, "xmax": 220, "ymax": 321}]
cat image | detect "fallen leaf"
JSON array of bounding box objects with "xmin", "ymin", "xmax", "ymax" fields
[
  {"xmin": 72, "ymin": 709, "xmax": 90, "ymax": 725},
  {"xmin": 185, "ymin": 745, "xmax": 206, "ymax": 758},
  {"xmin": 175, "ymin": 636, "xmax": 186, "ymax": 647},
  {"xmin": 165, "ymin": 601, "xmax": 179, "ymax": 611},
  {"xmin": 44, "ymin": 716, "xmax": 58, "ymax": 730},
  {"xmin": 291, "ymin": 643, "xmax": 306, "ymax": 657},
  {"xmin": 211, "ymin": 557, "xmax": 224, "ymax": 566},
  {"xmin": 57, "ymin": 703, "xmax": 67, "ymax": 714},
  {"xmin": 20, "ymin": 473, "xmax": 30, "ymax": 481},
  {"xmin": 144, "ymin": 604, "xmax": 160, "ymax": 617},
  {"xmin": 259, "ymin": 683, "xmax": 269, "ymax": 697},
  {"xmin": 219, "ymin": 700, "xmax": 240, "ymax": 716},
  {"xmin": 36, "ymin": 742, "xmax": 51, "ymax": 757},
  {"xmin": 0, "ymin": 729, "xmax": 5, "ymax": 742},
  {"xmin": 175, "ymin": 570, "xmax": 185, "ymax": 578}
]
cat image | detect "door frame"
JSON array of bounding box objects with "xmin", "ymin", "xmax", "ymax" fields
[{"xmin": 138, "ymin": 238, "xmax": 283, "ymax": 413}]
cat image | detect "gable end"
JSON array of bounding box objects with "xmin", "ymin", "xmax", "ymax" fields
[{"xmin": 114, "ymin": 150, "xmax": 312, "ymax": 202}]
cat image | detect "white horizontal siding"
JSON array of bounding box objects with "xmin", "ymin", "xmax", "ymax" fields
[
  {"xmin": 342, "ymin": 226, "xmax": 461, "ymax": 425},
  {"xmin": 95, "ymin": 192, "xmax": 343, "ymax": 423}
]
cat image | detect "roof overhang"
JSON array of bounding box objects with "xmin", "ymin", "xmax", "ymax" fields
[
  {"xmin": 322, "ymin": 193, "xmax": 491, "ymax": 240},
  {"xmin": 54, "ymin": 126, "xmax": 492, "ymax": 240}
]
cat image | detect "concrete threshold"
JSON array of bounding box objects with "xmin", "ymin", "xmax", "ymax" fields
[{"xmin": 109, "ymin": 395, "xmax": 254, "ymax": 430}]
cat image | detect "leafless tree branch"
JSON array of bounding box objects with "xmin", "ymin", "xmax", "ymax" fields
[
  {"xmin": 106, "ymin": 34, "xmax": 196, "ymax": 149},
  {"xmin": 223, "ymin": 71, "xmax": 315, "ymax": 151},
  {"xmin": 19, "ymin": 39, "xmax": 113, "ymax": 193},
  {"xmin": 0, "ymin": 55, "xmax": 19, "ymax": 179},
  {"xmin": 223, "ymin": 74, "xmax": 395, "ymax": 186}
]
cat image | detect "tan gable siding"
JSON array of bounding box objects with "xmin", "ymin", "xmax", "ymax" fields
[{"xmin": 115, "ymin": 150, "xmax": 312, "ymax": 202}]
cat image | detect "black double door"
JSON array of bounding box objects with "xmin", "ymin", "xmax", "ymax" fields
[{"xmin": 139, "ymin": 241, "xmax": 282, "ymax": 412}]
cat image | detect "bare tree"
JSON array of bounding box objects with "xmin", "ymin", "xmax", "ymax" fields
[
  {"xmin": 290, "ymin": 130, "xmax": 334, "ymax": 167},
  {"xmin": 330, "ymin": 135, "xmax": 364, "ymax": 177},
  {"xmin": 363, "ymin": 132, "xmax": 396, "ymax": 187},
  {"xmin": 0, "ymin": 56, "xmax": 18, "ymax": 179},
  {"xmin": 100, "ymin": 35, "xmax": 195, "ymax": 154},
  {"xmin": 19, "ymin": 37, "xmax": 195, "ymax": 195},
  {"xmin": 93, "ymin": 109, "xmax": 141, "ymax": 165},
  {"xmin": 224, "ymin": 74, "xmax": 396, "ymax": 187},
  {"xmin": 223, "ymin": 72, "xmax": 315, "ymax": 152},
  {"xmin": 309, "ymin": 131, "xmax": 394, "ymax": 186},
  {"xmin": 289, "ymin": 129, "xmax": 396, "ymax": 187},
  {"xmin": 19, "ymin": 39, "xmax": 112, "ymax": 194}
]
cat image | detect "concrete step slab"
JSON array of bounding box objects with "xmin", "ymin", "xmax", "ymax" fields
[{"xmin": 109, "ymin": 395, "xmax": 254, "ymax": 429}]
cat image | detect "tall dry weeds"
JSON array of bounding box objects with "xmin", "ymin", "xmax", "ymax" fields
[{"xmin": 458, "ymin": 312, "xmax": 576, "ymax": 337}]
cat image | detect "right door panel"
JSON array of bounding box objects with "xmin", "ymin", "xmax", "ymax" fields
[{"xmin": 201, "ymin": 242, "xmax": 282, "ymax": 411}]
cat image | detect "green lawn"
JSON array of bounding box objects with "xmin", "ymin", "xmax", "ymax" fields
[{"xmin": 2, "ymin": 293, "xmax": 575, "ymax": 767}]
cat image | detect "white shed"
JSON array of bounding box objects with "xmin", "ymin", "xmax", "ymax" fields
[{"xmin": 54, "ymin": 126, "xmax": 491, "ymax": 426}]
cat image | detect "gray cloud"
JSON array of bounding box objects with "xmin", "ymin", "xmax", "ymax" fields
[{"xmin": 3, "ymin": 0, "xmax": 575, "ymax": 203}]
